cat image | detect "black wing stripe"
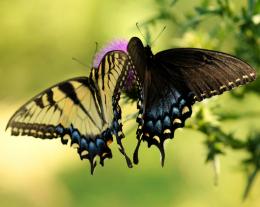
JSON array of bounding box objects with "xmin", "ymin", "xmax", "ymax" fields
[
  {"xmin": 58, "ymin": 82, "xmax": 81, "ymax": 105},
  {"xmin": 107, "ymin": 52, "xmax": 113, "ymax": 69},
  {"xmin": 34, "ymin": 97, "xmax": 44, "ymax": 109},
  {"xmin": 100, "ymin": 56, "xmax": 106, "ymax": 90},
  {"xmin": 46, "ymin": 90, "xmax": 56, "ymax": 106},
  {"xmin": 78, "ymin": 78, "xmax": 105, "ymax": 123},
  {"xmin": 46, "ymin": 90, "xmax": 62, "ymax": 113},
  {"xmin": 59, "ymin": 82, "xmax": 101, "ymax": 130},
  {"xmin": 87, "ymin": 78, "xmax": 105, "ymax": 120}
]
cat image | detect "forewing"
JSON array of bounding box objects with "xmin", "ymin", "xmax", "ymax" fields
[
  {"xmin": 155, "ymin": 48, "xmax": 257, "ymax": 101},
  {"xmin": 7, "ymin": 77, "xmax": 104, "ymax": 138}
]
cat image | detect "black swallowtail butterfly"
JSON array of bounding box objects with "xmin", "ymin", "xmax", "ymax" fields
[
  {"xmin": 6, "ymin": 37, "xmax": 257, "ymax": 173},
  {"xmin": 127, "ymin": 37, "xmax": 256, "ymax": 166}
]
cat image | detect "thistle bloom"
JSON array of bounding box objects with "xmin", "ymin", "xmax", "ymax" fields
[
  {"xmin": 93, "ymin": 39, "xmax": 136, "ymax": 90},
  {"xmin": 93, "ymin": 39, "xmax": 128, "ymax": 68}
]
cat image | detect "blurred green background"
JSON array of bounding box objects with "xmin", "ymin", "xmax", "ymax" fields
[{"xmin": 0, "ymin": 0, "xmax": 260, "ymax": 207}]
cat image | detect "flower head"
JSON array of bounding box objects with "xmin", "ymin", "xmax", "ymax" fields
[{"xmin": 93, "ymin": 39, "xmax": 128, "ymax": 68}]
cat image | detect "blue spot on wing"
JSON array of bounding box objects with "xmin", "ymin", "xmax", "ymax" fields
[
  {"xmin": 55, "ymin": 125, "xmax": 64, "ymax": 134},
  {"xmin": 163, "ymin": 116, "xmax": 171, "ymax": 128},
  {"xmin": 88, "ymin": 141, "xmax": 98, "ymax": 157},
  {"xmin": 80, "ymin": 138, "xmax": 88, "ymax": 149},
  {"xmin": 53, "ymin": 123, "xmax": 113, "ymax": 174}
]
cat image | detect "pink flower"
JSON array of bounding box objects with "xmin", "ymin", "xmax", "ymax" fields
[{"xmin": 93, "ymin": 39, "xmax": 128, "ymax": 68}]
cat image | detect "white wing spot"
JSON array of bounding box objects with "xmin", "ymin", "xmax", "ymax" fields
[
  {"xmin": 173, "ymin": 118, "xmax": 182, "ymax": 125},
  {"xmin": 163, "ymin": 129, "xmax": 171, "ymax": 134},
  {"xmin": 63, "ymin": 134, "xmax": 70, "ymax": 141},
  {"xmin": 200, "ymin": 93, "xmax": 206, "ymax": 98},
  {"xmin": 81, "ymin": 150, "xmax": 88, "ymax": 156},
  {"xmin": 153, "ymin": 135, "xmax": 160, "ymax": 143},
  {"xmin": 228, "ymin": 82, "xmax": 235, "ymax": 86},
  {"xmin": 72, "ymin": 143, "xmax": 79, "ymax": 149},
  {"xmin": 210, "ymin": 90, "xmax": 217, "ymax": 94},
  {"xmin": 182, "ymin": 106, "xmax": 190, "ymax": 114},
  {"xmin": 220, "ymin": 85, "xmax": 227, "ymax": 90}
]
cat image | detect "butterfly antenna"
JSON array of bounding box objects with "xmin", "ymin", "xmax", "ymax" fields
[
  {"xmin": 150, "ymin": 26, "xmax": 166, "ymax": 46},
  {"xmin": 92, "ymin": 42, "xmax": 99, "ymax": 60},
  {"xmin": 72, "ymin": 57, "xmax": 90, "ymax": 68},
  {"xmin": 90, "ymin": 41, "xmax": 99, "ymax": 68},
  {"xmin": 73, "ymin": 41, "xmax": 99, "ymax": 69},
  {"xmin": 136, "ymin": 22, "xmax": 147, "ymax": 44}
]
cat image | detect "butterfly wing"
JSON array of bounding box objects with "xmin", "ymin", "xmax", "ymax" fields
[
  {"xmin": 133, "ymin": 63, "xmax": 194, "ymax": 166},
  {"xmin": 90, "ymin": 51, "xmax": 133, "ymax": 168},
  {"xmin": 6, "ymin": 51, "xmax": 131, "ymax": 173},
  {"xmin": 155, "ymin": 48, "xmax": 257, "ymax": 101}
]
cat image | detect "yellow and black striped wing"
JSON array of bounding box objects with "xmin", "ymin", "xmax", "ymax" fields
[
  {"xmin": 90, "ymin": 50, "xmax": 132, "ymax": 168},
  {"xmin": 6, "ymin": 51, "xmax": 131, "ymax": 173},
  {"xmin": 90, "ymin": 51, "xmax": 129, "ymax": 127}
]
